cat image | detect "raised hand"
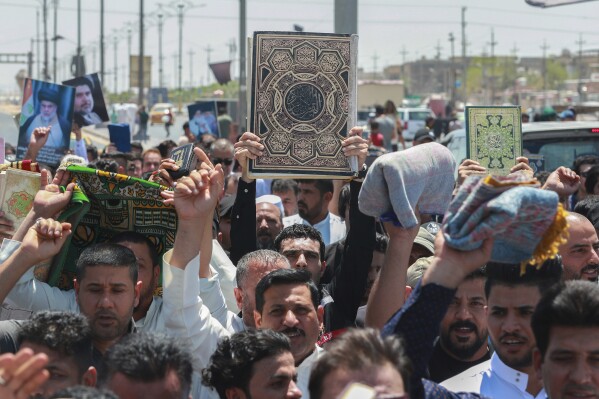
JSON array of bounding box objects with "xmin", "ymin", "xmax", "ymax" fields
[
  {"xmin": 28, "ymin": 127, "xmax": 51, "ymax": 152},
  {"xmin": 32, "ymin": 170, "xmax": 75, "ymax": 219},
  {"xmin": 457, "ymin": 159, "xmax": 487, "ymax": 186},
  {"xmin": 18, "ymin": 218, "xmax": 71, "ymax": 265},
  {"xmin": 509, "ymin": 156, "xmax": 534, "ymax": 178},
  {"xmin": 233, "ymin": 132, "xmax": 263, "ymax": 182},
  {"xmin": 0, "ymin": 348, "xmax": 49, "ymax": 399},
  {"xmin": 342, "ymin": 126, "xmax": 369, "ymax": 171},
  {"xmin": 542, "ymin": 166, "xmax": 580, "ymax": 199}
]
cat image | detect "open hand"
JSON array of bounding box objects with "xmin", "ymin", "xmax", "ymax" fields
[
  {"xmin": 343, "ymin": 126, "xmax": 369, "ymax": 170},
  {"xmin": 542, "ymin": 166, "xmax": 580, "ymax": 198},
  {"xmin": 457, "ymin": 159, "xmax": 487, "ymax": 186},
  {"xmin": 0, "ymin": 348, "xmax": 49, "ymax": 399},
  {"xmin": 19, "ymin": 218, "xmax": 71, "ymax": 264}
]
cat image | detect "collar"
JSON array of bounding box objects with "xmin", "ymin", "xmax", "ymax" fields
[
  {"xmin": 297, "ymin": 345, "xmax": 323, "ymax": 371},
  {"xmin": 311, "ymin": 212, "xmax": 330, "ymax": 230},
  {"xmin": 490, "ymin": 352, "xmax": 529, "ymax": 392}
]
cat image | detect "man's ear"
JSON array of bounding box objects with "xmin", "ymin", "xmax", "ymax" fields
[
  {"xmin": 317, "ymin": 305, "xmax": 324, "ymax": 327},
  {"xmin": 234, "ymin": 287, "xmax": 243, "ymax": 312},
  {"xmin": 254, "ymin": 309, "xmax": 263, "ymax": 328},
  {"xmin": 117, "ymin": 165, "xmax": 126, "ymax": 175},
  {"xmin": 320, "ymin": 260, "xmax": 327, "ymax": 276},
  {"xmin": 134, "ymin": 281, "xmax": 142, "ymax": 307},
  {"xmin": 153, "ymin": 265, "xmax": 160, "ymax": 283},
  {"xmin": 82, "ymin": 366, "xmax": 97, "ymax": 387},
  {"xmin": 323, "ymin": 191, "xmax": 333, "ymax": 203},
  {"xmin": 74, "ymin": 279, "xmax": 80, "ymax": 304},
  {"xmin": 225, "ymin": 387, "xmax": 247, "ymax": 399}
]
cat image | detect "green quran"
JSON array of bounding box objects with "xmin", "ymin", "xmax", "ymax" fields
[
  {"xmin": 466, "ymin": 106, "xmax": 522, "ymax": 176},
  {"xmin": 50, "ymin": 165, "xmax": 176, "ymax": 294}
]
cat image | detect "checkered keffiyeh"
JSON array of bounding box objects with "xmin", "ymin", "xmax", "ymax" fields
[
  {"xmin": 358, "ymin": 142, "xmax": 456, "ymax": 229},
  {"xmin": 443, "ymin": 174, "xmax": 568, "ymax": 265}
]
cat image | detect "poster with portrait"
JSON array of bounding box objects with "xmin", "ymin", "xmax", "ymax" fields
[
  {"xmin": 187, "ymin": 101, "xmax": 220, "ymax": 137},
  {"xmin": 16, "ymin": 78, "xmax": 75, "ymax": 166},
  {"xmin": 63, "ymin": 72, "xmax": 109, "ymax": 127}
]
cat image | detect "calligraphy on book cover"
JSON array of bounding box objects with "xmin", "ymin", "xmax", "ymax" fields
[{"xmin": 248, "ymin": 31, "xmax": 358, "ymax": 179}]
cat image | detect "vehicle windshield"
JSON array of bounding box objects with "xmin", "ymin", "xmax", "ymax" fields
[
  {"xmin": 409, "ymin": 111, "xmax": 432, "ymax": 121},
  {"xmin": 524, "ymin": 137, "xmax": 599, "ymax": 171},
  {"xmin": 153, "ymin": 106, "xmax": 167, "ymax": 113}
]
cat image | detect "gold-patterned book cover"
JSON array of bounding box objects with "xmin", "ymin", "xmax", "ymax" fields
[
  {"xmin": 248, "ymin": 31, "xmax": 358, "ymax": 179},
  {"xmin": 466, "ymin": 106, "xmax": 522, "ymax": 176},
  {"xmin": 0, "ymin": 169, "xmax": 40, "ymax": 230}
]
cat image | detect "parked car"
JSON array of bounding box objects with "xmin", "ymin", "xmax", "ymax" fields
[
  {"xmin": 442, "ymin": 121, "xmax": 599, "ymax": 175},
  {"xmin": 397, "ymin": 107, "xmax": 436, "ymax": 141},
  {"xmin": 149, "ymin": 103, "xmax": 175, "ymax": 125}
]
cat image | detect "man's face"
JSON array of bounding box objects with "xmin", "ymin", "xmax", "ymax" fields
[
  {"xmin": 409, "ymin": 243, "xmax": 433, "ymax": 266},
  {"xmin": 108, "ymin": 370, "xmax": 184, "ymax": 399},
  {"xmin": 279, "ymin": 238, "xmax": 323, "ymax": 284},
  {"xmin": 297, "ymin": 183, "xmax": 327, "ymax": 223},
  {"xmin": 74, "ymin": 85, "xmax": 94, "ymax": 114},
  {"xmin": 235, "ymin": 261, "xmax": 289, "ymax": 328},
  {"xmin": 256, "ymin": 203, "xmax": 283, "ymax": 249},
  {"xmin": 20, "ymin": 342, "xmax": 83, "ymax": 398},
  {"xmin": 143, "ymin": 152, "xmax": 161, "ymax": 173},
  {"xmin": 534, "ymin": 326, "xmax": 599, "ymax": 399},
  {"xmin": 274, "ymin": 189, "xmax": 298, "ymax": 217},
  {"xmin": 244, "ymin": 352, "xmax": 302, "ymax": 399},
  {"xmin": 118, "ymin": 241, "xmax": 158, "ymax": 314},
  {"xmin": 255, "ymin": 284, "xmax": 323, "ymax": 365},
  {"xmin": 40, "ymin": 100, "xmax": 58, "ymax": 119},
  {"xmin": 74, "ymin": 266, "xmax": 140, "ymax": 345},
  {"xmin": 212, "ymin": 148, "xmax": 234, "ymax": 177},
  {"xmin": 320, "ymin": 362, "xmax": 406, "ymax": 399},
  {"xmin": 128, "ymin": 159, "xmax": 143, "ymax": 178},
  {"xmin": 439, "ymin": 278, "xmax": 488, "ymax": 361},
  {"xmin": 486, "ymin": 284, "xmax": 540, "ymax": 371},
  {"xmin": 559, "ymin": 217, "xmax": 599, "ymax": 282}
]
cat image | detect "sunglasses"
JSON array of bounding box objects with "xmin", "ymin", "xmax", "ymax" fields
[{"xmin": 212, "ymin": 158, "xmax": 234, "ymax": 166}]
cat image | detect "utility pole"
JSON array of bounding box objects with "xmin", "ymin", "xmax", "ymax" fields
[
  {"xmin": 177, "ymin": 1, "xmax": 184, "ymax": 111},
  {"xmin": 435, "ymin": 40, "xmax": 442, "ymax": 61},
  {"xmin": 43, "ymin": 0, "xmax": 49, "ymax": 80},
  {"xmin": 138, "ymin": 0, "xmax": 144, "ymax": 105},
  {"xmin": 239, "ymin": 0, "xmax": 247, "ymax": 131},
  {"xmin": 173, "ymin": 52, "xmax": 178, "ymax": 89},
  {"xmin": 158, "ymin": 6, "xmax": 164, "ymax": 88},
  {"xmin": 100, "ymin": 0, "xmax": 104, "ymax": 83},
  {"xmin": 52, "ymin": 0, "xmax": 58, "ymax": 81},
  {"xmin": 541, "ymin": 40, "xmax": 549, "ymax": 107},
  {"xmin": 127, "ymin": 25, "xmax": 132, "ymax": 89},
  {"xmin": 488, "ymin": 29, "xmax": 497, "ymax": 104},
  {"xmin": 461, "ymin": 6, "xmax": 467, "ymax": 102},
  {"xmin": 371, "ymin": 53, "xmax": 379, "ymax": 80},
  {"xmin": 576, "ymin": 33, "xmax": 585, "ymax": 102},
  {"xmin": 75, "ymin": 0, "xmax": 82, "ymax": 76},
  {"xmin": 188, "ymin": 48, "xmax": 195, "ymax": 87},
  {"xmin": 449, "ymin": 32, "xmax": 455, "ymax": 104},
  {"xmin": 204, "ymin": 45, "xmax": 213, "ymax": 85},
  {"xmin": 113, "ymin": 35, "xmax": 118, "ymax": 93},
  {"xmin": 227, "ymin": 38, "xmax": 236, "ymax": 78},
  {"xmin": 36, "ymin": 8, "xmax": 41, "ymax": 79}
]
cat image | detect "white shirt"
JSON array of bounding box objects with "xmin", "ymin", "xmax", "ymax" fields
[
  {"xmin": 283, "ymin": 212, "xmax": 345, "ymax": 245},
  {"xmin": 441, "ymin": 353, "xmax": 546, "ymax": 399}
]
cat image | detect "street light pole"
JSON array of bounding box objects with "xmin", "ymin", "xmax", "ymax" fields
[
  {"xmin": 43, "ymin": 0, "xmax": 49, "ymax": 80},
  {"xmin": 138, "ymin": 0, "xmax": 144, "ymax": 105},
  {"xmin": 52, "ymin": 0, "xmax": 58, "ymax": 81},
  {"xmin": 114, "ymin": 35, "xmax": 118, "ymax": 93},
  {"xmin": 127, "ymin": 25, "xmax": 132, "ymax": 89},
  {"xmin": 177, "ymin": 1, "xmax": 184, "ymax": 112},
  {"xmin": 239, "ymin": 0, "xmax": 247, "ymax": 131},
  {"xmin": 76, "ymin": 0, "xmax": 81, "ymax": 76},
  {"xmin": 158, "ymin": 8, "xmax": 164, "ymax": 88},
  {"xmin": 100, "ymin": 0, "xmax": 104, "ymax": 83}
]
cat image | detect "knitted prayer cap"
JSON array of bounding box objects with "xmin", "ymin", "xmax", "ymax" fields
[
  {"xmin": 358, "ymin": 142, "xmax": 456, "ymax": 229},
  {"xmin": 443, "ymin": 174, "xmax": 569, "ymax": 267}
]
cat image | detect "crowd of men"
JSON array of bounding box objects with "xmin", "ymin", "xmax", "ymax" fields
[{"xmin": 0, "ymin": 109, "xmax": 598, "ymax": 399}]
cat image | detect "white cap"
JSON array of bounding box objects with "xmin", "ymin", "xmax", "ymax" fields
[{"xmin": 256, "ymin": 194, "xmax": 285, "ymax": 217}]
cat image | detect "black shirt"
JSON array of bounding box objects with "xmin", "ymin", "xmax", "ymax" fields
[{"xmin": 428, "ymin": 339, "xmax": 491, "ymax": 383}]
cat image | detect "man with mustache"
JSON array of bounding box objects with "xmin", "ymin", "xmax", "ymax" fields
[
  {"xmin": 428, "ymin": 268, "xmax": 489, "ymax": 382},
  {"xmin": 69, "ymin": 76, "xmax": 103, "ymax": 127},
  {"xmin": 558, "ymin": 212, "xmax": 599, "ymax": 282},
  {"xmin": 442, "ymin": 260, "xmax": 562, "ymax": 398}
]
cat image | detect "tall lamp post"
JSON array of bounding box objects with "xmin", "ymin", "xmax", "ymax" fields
[
  {"xmin": 177, "ymin": 1, "xmax": 184, "ymax": 113},
  {"xmin": 158, "ymin": 6, "xmax": 164, "ymax": 88}
]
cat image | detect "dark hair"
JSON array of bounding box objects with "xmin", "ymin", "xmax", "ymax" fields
[
  {"xmin": 86, "ymin": 145, "xmax": 98, "ymax": 160},
  {"xmin": 255, "ymin": 269, "xmax": 319, "ymax": 314},
  {"xmin": 88, "ymin": 158, "xmax": 119, "ymax": 173},
  {"xmin": 236, "ymin": 249, "xmax": 290, "ymax": 288},
  {"xmin": 18, "ymin": 311, "xmax": 93, "ymax": 377},
  {"xmin": 296, "ymin": 179, "xmax": 333, "ymax": 196},
  {"xmin": 465, "ymin": 266, "xmax": 486, "ymax": 281},
  {"xmin": 584, "ymin": 165, "xmax": 599, "ymax": 195},
  {"xmin": 484, "ymin": 257, "xmax": 562, "ymax": 299},
  {"xmin": 49, "ymin": 386, "xmax": 119, "ymax": 399},
  {"xmin": 130, "ymin": 141, "xmax": 144, "ymax": 153},
  {"xmin": 274, "ymin": 224, "xmax": 325, "ymax": 262},
  {"xmin": 76, "ymin": 243, "xmax": 138, "ymax": 284},
  {"xmin": 374, "ymin": 104, "xmax": 384, "ymax": 115},
  {"xmin": 157, "ymin": 140, "xmax": 177, "ymax": 158},
  {"xmin": 337, "ymin": 184, "xmax": 351, "ymax": 221},
  {"xmin": 182, "ymin": 121, "xmax": 190, "ymax": 130},
  {"xmin": 369, "ymin": 120, "xmax": 379, "ymax": 130},
  {"xmin": 573, "ymin": 195, "xmax": 599, "ymax": 229},
  {"xmin": 69, "ymin": 76, "xmax": 94, "ymax": 91},
  {"xmin": 309, "ymin": 328, "xmax": 412, "ymax": 399},
  {"xmin": 374, "ymin": 233, "xmax": 389, "ymax": 253},
  {"xmin": 271, "ymin": 179, "xmax": 299, "ymax": 196},
  {"xmin": 102, "ymin": 333, "xmax": 193, "ymax": 396},
  {"xmin": 532, "ymin": 280, "xmax": 599, "ymax": 358},
  {"xmin": 572, "ymin": 155, "xmax": 599, "ymax": 175},
  {"xmin": 109, "ymin": 231, "xmax": 160, "ymax": 268},
  {"xmin": 202, "ymin": 329, "xmax": 292, "ymax": 398}
]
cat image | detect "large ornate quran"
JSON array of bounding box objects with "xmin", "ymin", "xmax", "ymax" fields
[{"xmin": 248, "ymin": 31, "xmax": 358, "ymax": 179}]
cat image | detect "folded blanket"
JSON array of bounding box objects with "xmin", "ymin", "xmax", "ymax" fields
[
  {"xmin": 443, "ymin": 174, "xmax": 569, "ymax": 265},
  {"xmin": 358, "ymin": 143, "xmax": 456, "ymax": 228}
]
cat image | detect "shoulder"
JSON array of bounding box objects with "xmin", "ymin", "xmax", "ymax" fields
[
  {"xmin": 283, "ymin": 214, "xmax": 304, "ymax": 226},
  {"xmin": 440, "ymin": 360, "xmax": 491, "ymax": 393}
]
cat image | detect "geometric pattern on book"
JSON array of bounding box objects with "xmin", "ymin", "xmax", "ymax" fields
[{"xmin": 250, "ymin": 32, "xmax": 353, "ymax": 176}]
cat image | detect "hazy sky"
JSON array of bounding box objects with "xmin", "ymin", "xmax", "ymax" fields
[{"xmin": 0, "ymin": 0, "xmax": 598, "ymax": 94}]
